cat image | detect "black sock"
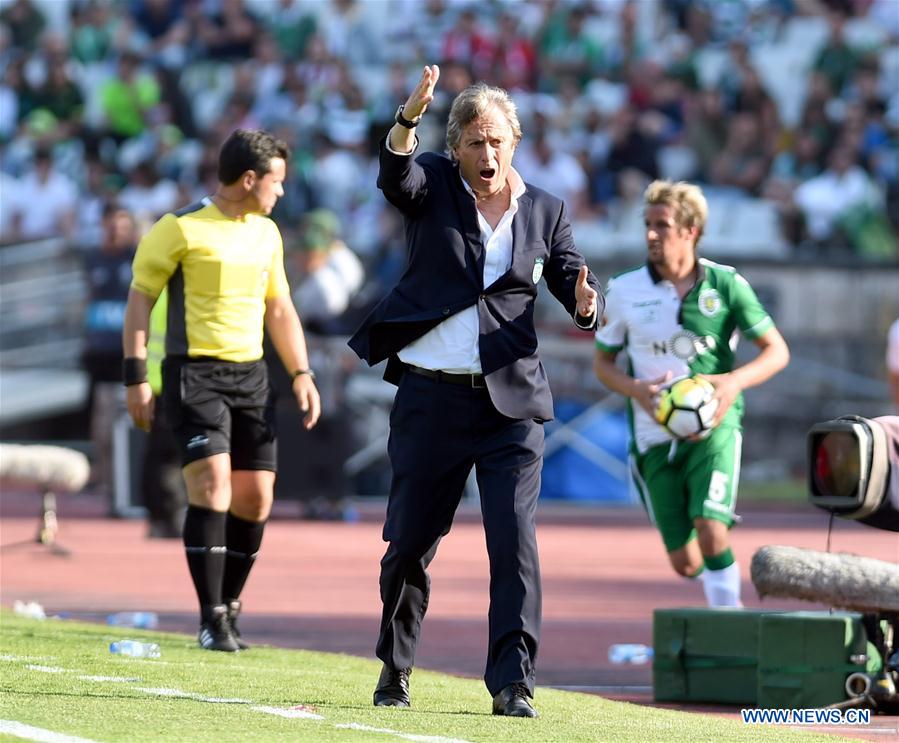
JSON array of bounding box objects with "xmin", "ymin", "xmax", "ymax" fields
[
  {"xmin": 183, "ymin": 505, "xmax": 227, "ymax": 619},
  {"xmin": 221, "ymin": 512, "xmax": 266, "ymax": 603}
]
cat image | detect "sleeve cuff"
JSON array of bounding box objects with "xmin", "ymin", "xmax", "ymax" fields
[
  {"xmin": 574, "ymin": 309, "xmax": 597, "ymax": 330},
  {"xmin": 385, "ymin": 134, "xmax": 419, "ymax": 157}
]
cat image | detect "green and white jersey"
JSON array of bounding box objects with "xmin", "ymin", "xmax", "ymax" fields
[{"xmin": 595, "ymin": 258, "xmax": 775, "ymax": 453}]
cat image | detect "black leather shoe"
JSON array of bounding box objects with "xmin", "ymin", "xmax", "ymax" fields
[
  {"xmin": 373, "ymin": 664, "xmax": 411, "ymax": 707},
  {"xmin": 492, "ymin": 683, "xmax": 538, "ymax": 717}
]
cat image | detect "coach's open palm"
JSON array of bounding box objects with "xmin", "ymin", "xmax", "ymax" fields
[{"xmin": 403, "ymin": 65, "xmax": 440, "ymax": 120}]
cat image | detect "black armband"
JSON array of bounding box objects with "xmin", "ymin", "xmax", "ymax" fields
[{"xmin": 123, "ymin": 357, "xmax": 148, "ymax": 386}]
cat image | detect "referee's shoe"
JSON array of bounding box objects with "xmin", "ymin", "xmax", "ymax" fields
[{"xmin": 198, "ymin": 604, "xmax": 241, "ymax": 652}]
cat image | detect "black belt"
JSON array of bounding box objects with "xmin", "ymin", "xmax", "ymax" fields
[{"xmin": 407, "ymin": 365, "xmax": 486, "ymax": 388}]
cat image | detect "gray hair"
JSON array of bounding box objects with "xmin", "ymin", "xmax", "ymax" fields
[{"xmin": 445, "ymin": 83, "xmax": 522, "ymax": 160}]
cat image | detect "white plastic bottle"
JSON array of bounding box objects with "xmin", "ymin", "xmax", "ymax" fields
[
  {"xmin": 608, "ymin": 643, "xmax": 653, "ymax": 665},
  {"xmin": 109, "ymin": 640, "xmax": 161, "ymax": 658},
  {"xmin": 106, "ymin": 612, "xmax": 159, "ymax": 629}
]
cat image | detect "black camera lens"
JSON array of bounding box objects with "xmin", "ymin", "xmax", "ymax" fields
[{"xmin": 813, "ymin": 431, "xmax": 860, "ymax": 498}]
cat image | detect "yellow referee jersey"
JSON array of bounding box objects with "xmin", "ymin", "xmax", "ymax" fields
[{"xmin": 131, "ymin": 198, "xmax": 290, "ymax": 362}]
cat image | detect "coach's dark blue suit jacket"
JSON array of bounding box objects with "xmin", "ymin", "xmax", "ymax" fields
[{"xmin": 348, "ymin": 139, "xmax": 604, "ymax": 422}]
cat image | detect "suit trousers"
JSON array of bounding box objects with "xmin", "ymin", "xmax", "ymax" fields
[{"xmin": 376, "ymin": 371, "xmax": 544, "ymax": 696}]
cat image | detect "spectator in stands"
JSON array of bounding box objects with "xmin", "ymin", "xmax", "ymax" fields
[
  {"xmin": 0, "ymin": 0, "xmax": 45, "ymax": 51},
  {"xmin": 118, "ymin": 160, "xmax": 179, "ymax": 224},
  {"xmin": 99, "ymin": 51, "xmax": 161, "ymax": 142},
  {"xmin": 708, "ymin": 111, "xmax": 769, "ymax": 196},
  {"xmin": 265, "ymin": 0, "xmax": 317, "ymax": 60},
  {"xmin": 29, "ymin": 54, "xmax": 85, "ymax": 142},
  {"xmin": 82, "ymin": 203, "xmax": 137, "ymax": 497},
  {"xmin": 599, "ymin": 104, "xmax": 660, "ymax": 202},
  {"xmin": 9, "ymin": 145, "xmax": 77, "ymax": 242},
  {"xmin": 729, "ymin": 66, "xmax": 780, "ymax": 155},
  {"xmin": 290, "ymin": 209, "xmax": 365, "ymax": 333},
  {"xmin": 685, "ymin": 88, "xmax": 728, "ymax": 182},
  {"xmin": 793, "ymin": 144, "xmax": 877, "ymax": 247},
  {"xmin": 287, "ymin": 208, "xmax": 365, "ymax": 521},
  {"xmin": 0, "ymin": 55, "xmax": 28, "ymax": 141},
  {"xmin": 763, "ymin": 131, "xmax": 825, "ymax": 244},
  {"xmin": 408, "ymin": 0, "xmax": 455, "ymax": 62},
  {"xmin": 68, "ymin": 1, "xmax": 118, "ymax": 65},
  {"xmin": 486, "ymin": 10, "xmax": 537, "ymax": 92},
  {"xmin": 813, "ymin": 11, "xmax": 859, "ymax": 96},
  {"xmin": 195, "ymin": 0, "xmax": 260, "ymax": 62},
  {"xmin": 441, "ymin": 6, "xmax": 493, "ymax": 81},
  {"xmin": 131, "ymin": 0, "xmax": 189, "ymax": 68},
  {"xmin": 538, "ymin": 4, "xmax": 603, "ymax": 93},
  {"xmin": 319, "ymin": 0, "xmax": 381, "ymax": 66},
  {"xmin": 514, "ymin": 125, "xmax": 590, "ymax": 220}
]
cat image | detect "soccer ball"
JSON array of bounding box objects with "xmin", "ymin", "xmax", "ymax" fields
[{"xmin": 654, "ymin": 376, "xmax": 719, "ymax": 439}]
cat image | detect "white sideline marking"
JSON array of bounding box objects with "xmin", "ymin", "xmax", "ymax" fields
[
  {"xmin": 134, "ymin": 687, "xmax": 250, "ymax": 704},
  {"xmin": 336, "ymin": 723, "xmax": 472, "ymax": 743},
  {"xmin": 76, "ymin": 676, "xmax": 140, "ymax": 683},
  {"xmin": 0, "ymin": 720, "xmax": 101, "ymax": 743},
  {"xmin": 9, "ymin": 656, "xmax": 473, "ymax": 742},
  {"xmin": 251, "ymin": 706, "xmax": 324, "ymax": 720}
]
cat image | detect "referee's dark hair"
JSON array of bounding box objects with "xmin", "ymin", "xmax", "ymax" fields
[{"xmin": 218, "ymin": 129, "xmax": 291, "ymax": 185}]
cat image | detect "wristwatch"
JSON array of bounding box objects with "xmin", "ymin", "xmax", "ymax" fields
[
  {"xmin": 292, "ymin": 368, "xmax": 316, "ymax": 381},
  {"xmin": 395, "ymin": 104, "xmax": 422, "ymax": 129}
]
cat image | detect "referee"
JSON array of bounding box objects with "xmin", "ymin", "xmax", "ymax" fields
[{"xmin": 122, "ymin": 129, "xmax": 320, "ymax": 651}]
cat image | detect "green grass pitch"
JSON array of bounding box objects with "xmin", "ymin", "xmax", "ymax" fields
[{"xmin": 0, "ymin": 612, "xmax": 856, "ymax": 742}]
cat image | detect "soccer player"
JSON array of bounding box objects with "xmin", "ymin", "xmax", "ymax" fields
[
  {"xmin": 123, "ymin": 129, "xmax": 320, "ymax": 650},
  {"xmin": 593, "ymin": 180, "xmax": 789, "ymax": 607}
]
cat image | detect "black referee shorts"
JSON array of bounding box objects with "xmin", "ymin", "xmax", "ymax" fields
[{"xmin": 162, "ymin": 356, "xmax": 277, "ymax": 471}]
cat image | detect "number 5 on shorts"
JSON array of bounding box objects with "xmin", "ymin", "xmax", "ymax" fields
[{"xmin": 708, "ymin": 470, "xmax": 729, "ymax": 503}]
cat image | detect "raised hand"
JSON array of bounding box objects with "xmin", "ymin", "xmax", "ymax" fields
[
  {"xmin": 575, "ymin": 265, "xmax": 597, "ymax": 319},
  {"xmin": 403, "ymin": 65, "xmax": 440, "ymax": 120}
]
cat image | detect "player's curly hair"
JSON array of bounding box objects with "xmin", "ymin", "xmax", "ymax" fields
[
  {"xmin": 446, "ymin": 83, "xmax": 522, "ymax": 161},
  {"xmin": 643, "ymin": 180, "xmax": 709, "ymax": 248}
]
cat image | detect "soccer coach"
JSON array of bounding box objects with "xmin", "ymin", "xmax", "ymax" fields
[{"xmin": 348, "ymin": 65, "xmax": 603, "ymax": 717}]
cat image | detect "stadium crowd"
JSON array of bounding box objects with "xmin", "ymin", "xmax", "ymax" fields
[{"xmin": 1, "ymin": 0, "xmax": 897, "ymax": 269}]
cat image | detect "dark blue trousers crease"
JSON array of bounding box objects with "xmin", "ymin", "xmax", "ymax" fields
[{"xmin": 376, "ymin": 371, "xmax": 544, "ymax": 697}]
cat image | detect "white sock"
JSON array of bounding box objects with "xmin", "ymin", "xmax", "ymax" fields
[{"xmin": 702, "ymin": 562, "xmax": 742, "ymax": 607}]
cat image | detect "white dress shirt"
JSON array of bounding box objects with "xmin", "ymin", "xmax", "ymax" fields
[{"xmin": 398, "ymin": 167, "xmax": 527, "ymax": 374}]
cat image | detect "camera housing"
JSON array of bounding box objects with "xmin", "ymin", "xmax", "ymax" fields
[{"xmin": 807, "ymin": 415, "xmax": 899, "ymax": 532}]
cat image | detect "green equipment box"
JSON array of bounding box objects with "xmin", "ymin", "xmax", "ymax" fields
[
  {"xmin": 757, "ymin": 611, "xmax": 870, "ymax": 709},
  {"xmin": 653, "ymin": 608, "xmax": 871, "ymax": 707},
  {"xmin": 653, "ymin": 608, "xmax": 768, "ymax": 704}
]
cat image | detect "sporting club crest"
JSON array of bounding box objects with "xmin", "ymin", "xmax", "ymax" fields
[
  {"xmin": 532, "ymin": 257, "xmax": 544, "ymax": 284},
  {"xmin": 698, "ymin": 288, "xmax": 721, "ymax": 317}
]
